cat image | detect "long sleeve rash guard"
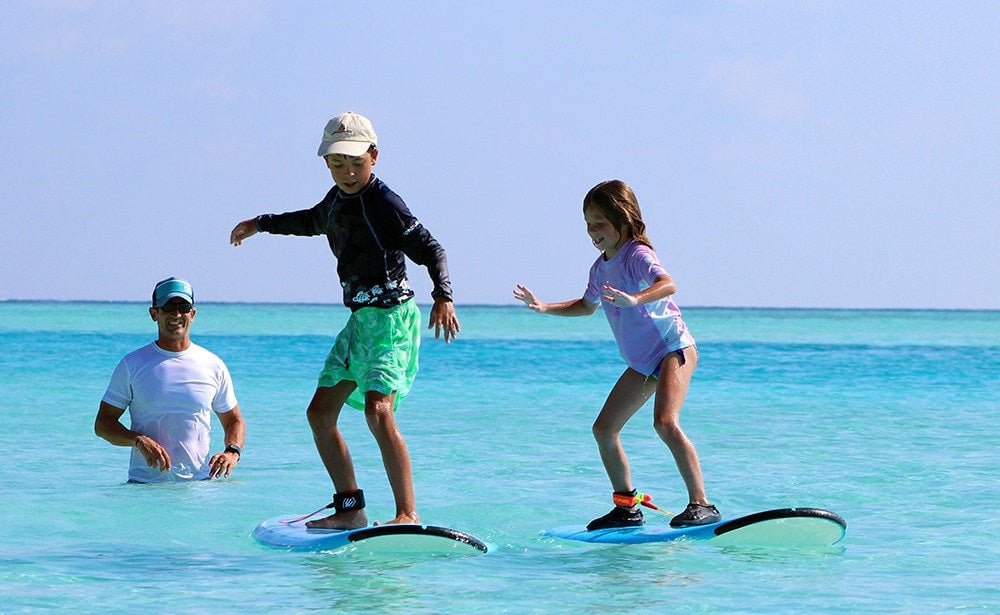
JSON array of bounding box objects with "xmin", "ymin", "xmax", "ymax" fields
[{"xmin": 255, "ymin": 176, "xmax": 452, "ymax": 310}]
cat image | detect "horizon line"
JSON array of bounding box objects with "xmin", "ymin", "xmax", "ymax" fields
[{"xmin": 1, "ymin": 299, "xmax": 996, "ymax": 313}]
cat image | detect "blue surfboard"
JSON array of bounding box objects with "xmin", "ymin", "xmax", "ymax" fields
[
  {"xmin": 254, "ymin": 514, "xmax": 488, "ymax": 555},
  {"xmin": 545, "ymin": 508, "xmax": 846, "ymax": 548}
]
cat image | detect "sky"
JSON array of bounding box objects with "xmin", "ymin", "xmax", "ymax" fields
[{"xmin": 1, "ymin": 1, "xmax": 997, "ymax": 309}]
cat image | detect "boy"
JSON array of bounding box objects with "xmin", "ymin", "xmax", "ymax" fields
[{"xmin": 230, "ymin": 112, "xmax": 459, "ymax": 528}]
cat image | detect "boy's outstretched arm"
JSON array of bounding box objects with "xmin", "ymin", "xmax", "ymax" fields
[
  {"xmin": 428, "ymin": 297, "xmax": 460, "ymax": 343},
  {"xmin": 230, "ymin": 219, "xmax": 259, "ymax": 246}
]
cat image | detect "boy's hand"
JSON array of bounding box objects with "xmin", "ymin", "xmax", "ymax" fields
[
  {"xmin": 429, "ymin": 298, "xmax": 460, "ymax": 343},
  {"xmin": 230, "ymin": 219, "xmax": 259, "ymax": 246}
]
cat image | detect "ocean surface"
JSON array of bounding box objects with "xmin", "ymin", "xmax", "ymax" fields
[{"xmin": 1, "ymin": 302, "xmax": 997, "ymax": 613}]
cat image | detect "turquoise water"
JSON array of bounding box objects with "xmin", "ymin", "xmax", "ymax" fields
[{"xmin": 1, "ymin": 302, "xmax": 998, "ymax": 612}]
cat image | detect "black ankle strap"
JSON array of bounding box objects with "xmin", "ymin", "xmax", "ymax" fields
[{"xmin": 333, "ymin": 489, "xmax": 365, "ymax": 513}]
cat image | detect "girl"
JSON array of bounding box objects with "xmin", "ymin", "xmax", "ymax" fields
[{"xmin": 514, "ymin": 180, "xmax": 720, "ymax": 529}]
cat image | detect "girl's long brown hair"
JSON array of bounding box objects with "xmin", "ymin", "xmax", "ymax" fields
[{"xmin": 583, "ymin": 180, "xmax": 653, "ymax": 249}]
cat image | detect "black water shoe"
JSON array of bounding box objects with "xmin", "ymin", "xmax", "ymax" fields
[
  {"xmin": 587, "ymin": 506, "xmax": 644, "ymax": 531},
  {"xmin": 669, "ymin": 503, "xmax": 722, "ymax": 527}
]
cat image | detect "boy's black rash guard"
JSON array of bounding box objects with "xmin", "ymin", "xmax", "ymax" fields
[{"xmin": 255, "ymin": 176, "xmax": 452, "ymax": 311}]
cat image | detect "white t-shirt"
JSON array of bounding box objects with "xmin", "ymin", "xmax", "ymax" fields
[{"xmin": 102, "ymin": 342, "xmax": 238, "ymax": 483}]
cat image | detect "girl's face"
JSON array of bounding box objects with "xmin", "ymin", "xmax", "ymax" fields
[
  {"xmin": 584, "ymin": 207, "xmax": 623, "ymax": 258},
  {"xmin": 324, "ymin": 149, "xmax": 378, "ymax": 194}
]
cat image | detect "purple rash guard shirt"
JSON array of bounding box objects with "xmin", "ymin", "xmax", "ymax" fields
[{"xmin": 584, "ymin": 240, "xmax": 696, "ymax": 377}]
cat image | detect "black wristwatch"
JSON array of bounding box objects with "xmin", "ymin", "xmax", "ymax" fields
[{"xmin": 224, "ymin": 444, "xmax": 242, "ymax": 457}]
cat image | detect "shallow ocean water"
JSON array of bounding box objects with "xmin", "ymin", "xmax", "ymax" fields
[{"xmin": 1, "ymin": 302, "xmax": 997, "ymax": 612}]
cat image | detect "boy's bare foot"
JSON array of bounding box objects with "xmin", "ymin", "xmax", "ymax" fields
[
  {"xmin": 305, "ymin": 509, "xmax": 368, "ymax": 530},
  {"xmin": 375, "ymin": 512, "xmax": 420, "ymax": 526}
]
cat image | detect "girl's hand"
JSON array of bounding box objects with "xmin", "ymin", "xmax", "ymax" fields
[
  {"xmin": 602, "ymin": 285, "xmax": 638, "ymax": 308},
  {"xmin": 230, "ymin": 219, "xmax": 259, "ymax": 246},
  {"xmin": 514, "ymin": 284, "xmax": 546, "ymax": 312}
]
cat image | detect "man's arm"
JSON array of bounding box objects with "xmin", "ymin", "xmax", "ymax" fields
[
  {"xmin": 208, "ymin": 405, "xmax": 246, "ymax": 479},
  {"xmin": 95, "ymin": 401, "xmax": 171, "ymax": 471}
]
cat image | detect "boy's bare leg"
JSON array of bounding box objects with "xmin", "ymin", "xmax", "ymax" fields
[
  {"xmin": 305, "ymin": 382, "xmax": 369, "ymax": 529},
  {"xmin": 365, "ymin": 390, "xmax": 419, "ymax": 525}
]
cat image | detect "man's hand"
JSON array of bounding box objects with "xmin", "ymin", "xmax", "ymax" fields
[
  {"xmin": 134, "ymin": 435, "xmax": 171, "ymax": 472},
  {"xmin": 208, "ymin": 449, "xmax": 239, "ymax": 478}
]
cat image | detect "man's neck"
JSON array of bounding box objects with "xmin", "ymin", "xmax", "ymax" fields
[{"xmin": 155, "ymin": 338, "xmax": 191, "ymax": 352}]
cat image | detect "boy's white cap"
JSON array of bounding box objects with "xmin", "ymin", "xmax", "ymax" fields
[{"xmin": 317, "ymin": 112, "xmax": 378, "ymax": 157}]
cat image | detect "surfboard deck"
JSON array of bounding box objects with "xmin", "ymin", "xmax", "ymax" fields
[
  {"xmin": 545, "ymin": 507, "xmax": 846, "ymax": 548},
  {"xmin": 253, "ymin": 515, "xmax": 488, "ymax": 555}
]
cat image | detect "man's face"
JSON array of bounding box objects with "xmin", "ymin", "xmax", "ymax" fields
[{"xmin": 149, "ymin": 298, "xmax": 195, "ymax": 340}]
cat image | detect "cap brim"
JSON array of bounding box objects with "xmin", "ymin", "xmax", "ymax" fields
[
  {"xmin": 318, "ymin": 140, "xmax": 372, "ymax": 157},
  {"xmin": 154, "ymin": 292, "xmax": 193, "ymax": 307}
]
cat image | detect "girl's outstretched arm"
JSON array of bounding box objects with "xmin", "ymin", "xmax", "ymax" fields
[
  {"xmin": 601, "ymin": 274, "xmax": 676, "ymax": 308},
  {"xmin": 514, "ymin": 284, "xmax": 598, "ymax": 316}
]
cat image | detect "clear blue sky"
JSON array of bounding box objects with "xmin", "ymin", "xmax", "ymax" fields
[{"xmin": 2, "ymin": 2, "xmax": 996, "ymax": 309}]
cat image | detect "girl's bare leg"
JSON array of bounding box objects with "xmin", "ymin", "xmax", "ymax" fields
[
  {"xmin": 652, "ymin": 347, "xmax": 709, "ymax": 505},
  {"xmin": 592, "ymin": 368, "xmax": 657, "ymax": 492}
]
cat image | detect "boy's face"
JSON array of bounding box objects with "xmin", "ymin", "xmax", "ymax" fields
[{"xmin": 324, "ymin": 149, "xmax": 378, "ymax": 194}]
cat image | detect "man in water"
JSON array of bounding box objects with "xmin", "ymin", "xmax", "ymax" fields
[{"xmin": 95, "ymin": 277, "xmax": 246, "ymax": 482}]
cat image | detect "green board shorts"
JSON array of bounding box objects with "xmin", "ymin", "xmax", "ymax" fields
[{"xmin": 318, "ymin": 300, "xmax": 421, "ymax": 411}]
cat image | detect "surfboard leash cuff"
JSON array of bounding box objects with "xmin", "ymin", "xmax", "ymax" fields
[
  {"xmin": 612, "ymin": 489, "xmax": 640, "ymax": 507},
  {"xmin": 333, "ymin": 489, "xmax": 365, "ymax": 513}
]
